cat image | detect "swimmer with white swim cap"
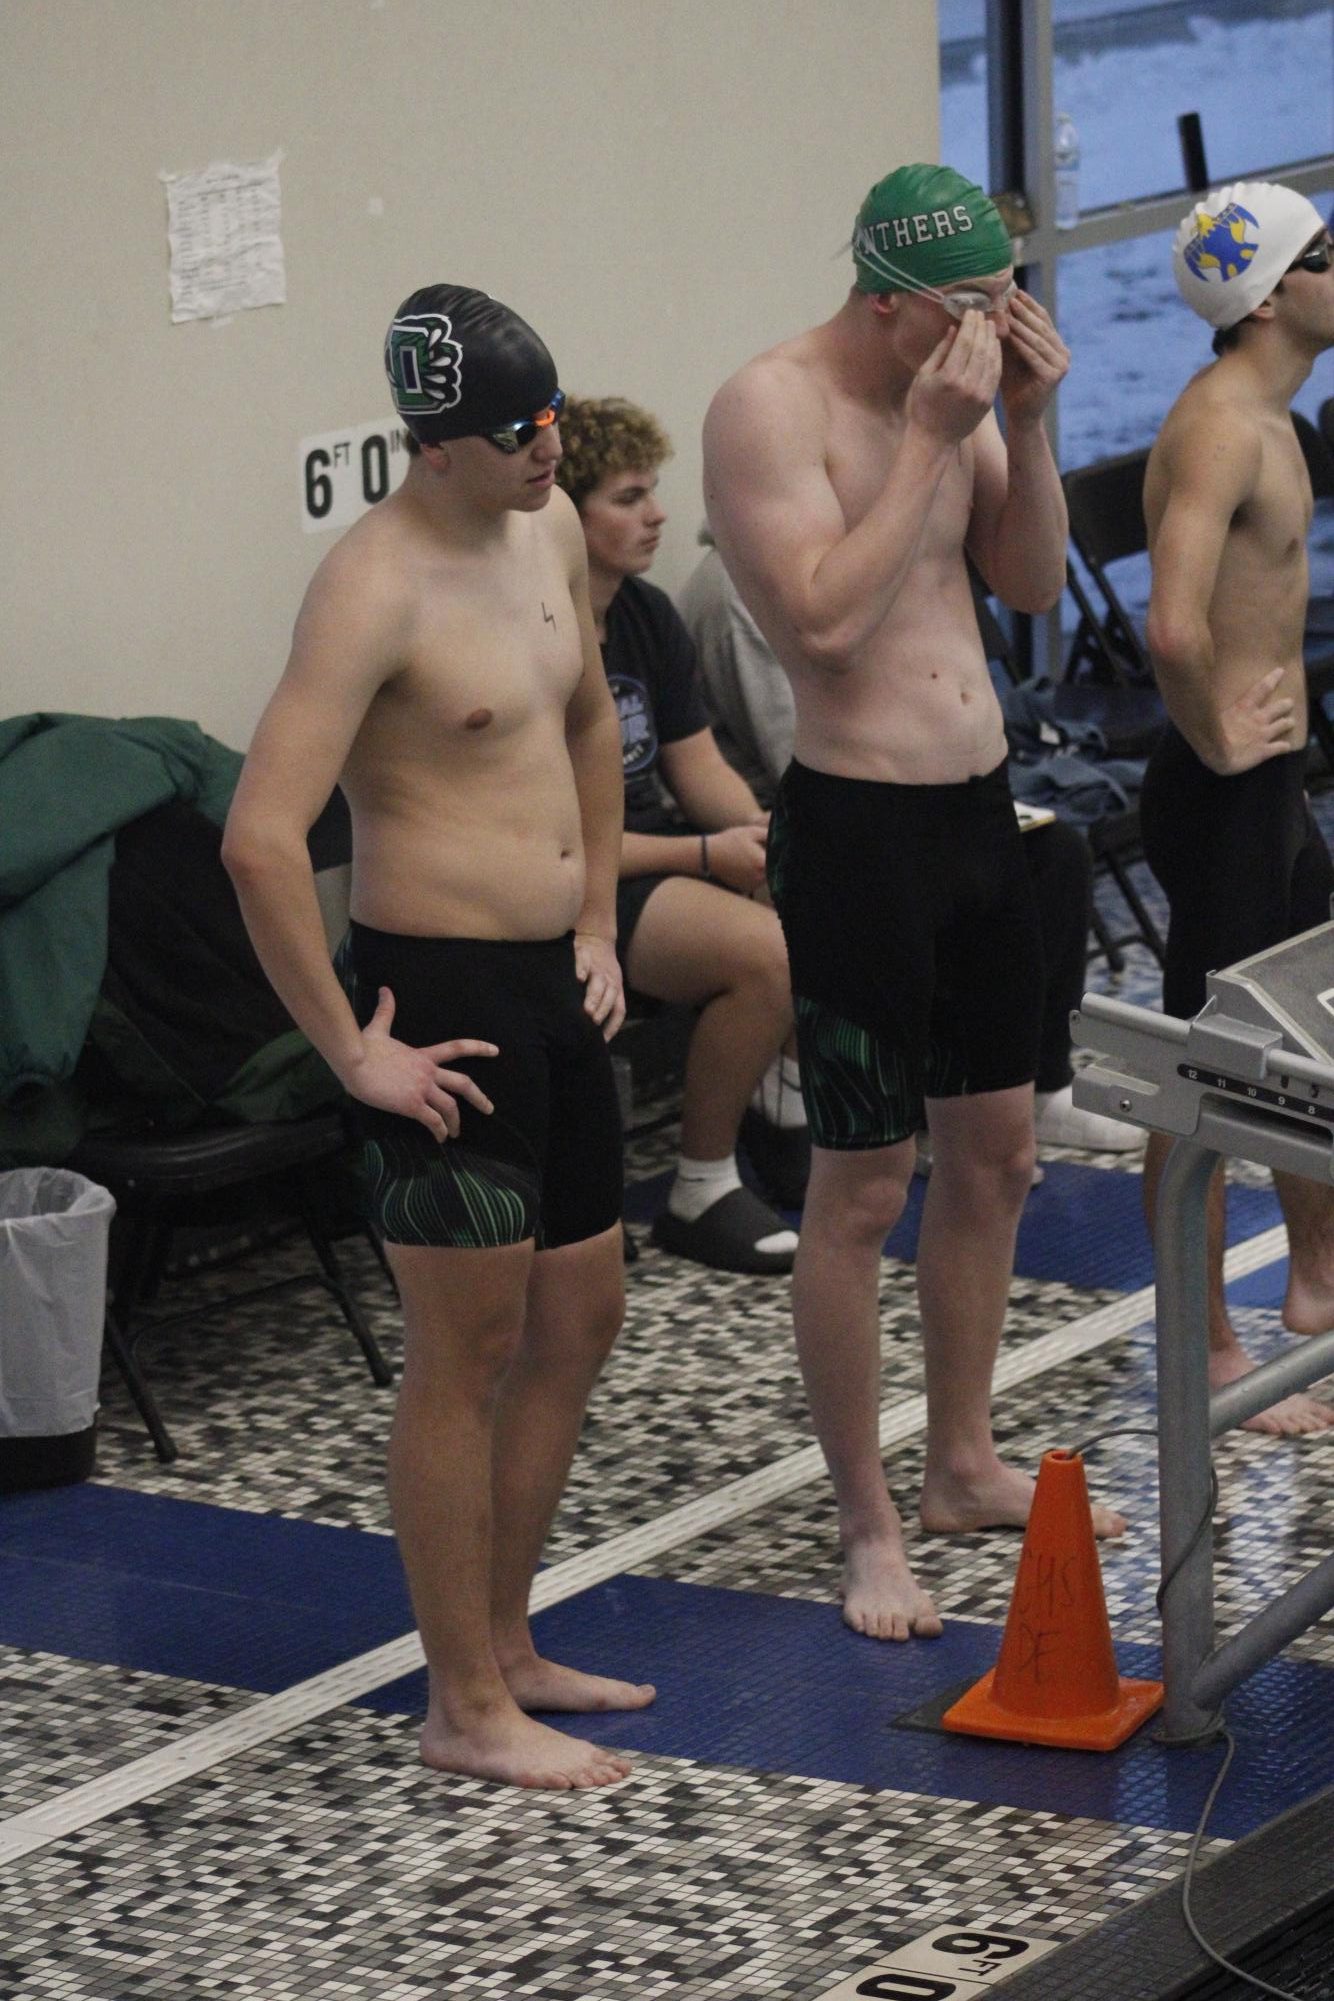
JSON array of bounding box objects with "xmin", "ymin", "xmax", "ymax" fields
[
  {"xmin": 1142, "ymin": 184, "xmax": 1334, "ymax": 1432},
  {"xmin": 1172, "ymin": 179, "xmax": 1328, "ymax": 338},
  {"xmin": 225, "ymin": 286, "xmax": 654, "ymax": 1789}
]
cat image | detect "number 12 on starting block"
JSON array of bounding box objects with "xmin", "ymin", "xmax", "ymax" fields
[{"xmin": 814, "ymin": 1927, "xmax": 1058, "ymax": 1999}]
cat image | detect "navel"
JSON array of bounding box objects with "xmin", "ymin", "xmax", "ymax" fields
[{"xmin": 464, "ymin": 707, "xmax": 494, "ymax": 731}]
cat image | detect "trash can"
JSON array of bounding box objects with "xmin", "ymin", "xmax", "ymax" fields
[{"xmin": 0, "ymin": 1168, "xmax": 115, "ymax": 1492}]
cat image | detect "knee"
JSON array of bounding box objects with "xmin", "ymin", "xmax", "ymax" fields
[
  {"xmin": 808, "ymin": 1159, "xmax": 912, "ymax": 1248},
  {"xmin": 579, "ymin": 1278, "xmax": 625, "ymax": 1365},
  {"xmin": 997, "ymin": 1133, "xmax": 1038, "ymax": 1207},
  {"xmin": 733, "ymin": 917, "xmax": 793, "ymax": 1019},
  {"xmin": 401, "ymin": 1308, "xmax": 524, "ymax": 1408},
  {"xmin": 525, "ymin": 1259, "xmax": 625, "ymax": 1376},
  {"xmin": 936, "ymin": 1128, "xmax": 1035, "ymax": 1211}
]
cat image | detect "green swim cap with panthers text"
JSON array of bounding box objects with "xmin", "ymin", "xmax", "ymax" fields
[{"xmin": 852, "ymin": 164, "xmax": 1012, "ymax": 295}]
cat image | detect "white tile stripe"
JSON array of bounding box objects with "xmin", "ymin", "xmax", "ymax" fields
[{"xmin": 0, "ymin": 1227, "xmax": 1289, "ymax": 1868}]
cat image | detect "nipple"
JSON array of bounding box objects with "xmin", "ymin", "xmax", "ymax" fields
[{"xmin": 464, "ymin": 708, "xmax": 494, "ymax": 731}]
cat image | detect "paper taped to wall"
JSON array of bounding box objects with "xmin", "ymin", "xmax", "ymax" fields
[{"xmin": 161, "ymin": 152, "xmax": 286, "ymax": 323}]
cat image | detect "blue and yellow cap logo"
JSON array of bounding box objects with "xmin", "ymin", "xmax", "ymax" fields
[{"xmin": 1182, "ymin": 202, "xmax": 1260, "ymax": 287}]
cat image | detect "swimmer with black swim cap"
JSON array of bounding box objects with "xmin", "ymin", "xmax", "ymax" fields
[
  {"xmin": 385, "ymin": 283, "xmax": 564, "ymax": 454},
  {"xmin": 224, "ymin": 281, "xmax": 643, "ymax": 1790}
]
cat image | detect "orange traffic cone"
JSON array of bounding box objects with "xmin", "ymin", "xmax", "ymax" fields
[{"xmin": 942, "ymin": 1449, "xmax": 1162, "ymax": 1751}]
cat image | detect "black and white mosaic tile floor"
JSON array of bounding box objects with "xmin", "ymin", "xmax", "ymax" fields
[{"xmin": 4, "ymin": 843, "xmax": 1334, "ymax": 1999}]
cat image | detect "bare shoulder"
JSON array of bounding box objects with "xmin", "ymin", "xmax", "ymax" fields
[
  {"xmin": 306, "ymin": 490, "xmax": 415, "ymax": 601},
  {"xmin": 705, "ymin": 339, "xmax": 825, "ymax": 451},
  {"xmin": 1151, "ymin": 366, "xmax": 1263, "ymax": 491},
  {"xmin": 289, "ymin": 497, "xmax": 418, "ymax": 678},
  {"xmin": 704, "ymin": 343, "xmax": 830, "ymax": 545}
]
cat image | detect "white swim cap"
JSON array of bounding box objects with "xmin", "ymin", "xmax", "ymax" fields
[{"xmin": 1173, "ymin": 180, "xmax": 1326, "ymax": 330}]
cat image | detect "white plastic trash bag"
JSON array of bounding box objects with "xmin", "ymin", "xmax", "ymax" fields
[{"xmin": 0, "ymin": 1168, "xmax": 115, "ymax": 1438}]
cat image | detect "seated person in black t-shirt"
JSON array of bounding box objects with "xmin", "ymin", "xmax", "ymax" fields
[{"xmin": 556, "ymin": 397, "xmax": 807, "ymax": 1274}]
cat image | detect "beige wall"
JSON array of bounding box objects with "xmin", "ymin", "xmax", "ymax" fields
[{"xmin": 2, "ymin": 1, "xmax": 938, "ymax": 750}]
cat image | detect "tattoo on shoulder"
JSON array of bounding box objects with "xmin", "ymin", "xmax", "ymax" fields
[{"xmin": 542, "ymin": 600, "xmax": 556, "ymax": 628}]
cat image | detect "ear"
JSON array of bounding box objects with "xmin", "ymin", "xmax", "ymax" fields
[
  {"xmin": 1247, "ymin": 294, "xmax": 1280, "ymax": 325},
  {"xmin": 867, "ymin": 290, "xmax": 900, "ymax": 322},
  {"xmin": 420, "ymin": 439, "xmax": 453, "ymax": 474}
]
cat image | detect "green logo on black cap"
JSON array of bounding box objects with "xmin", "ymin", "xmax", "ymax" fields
[{"xmin": 385, "ymin": 313, "xmax": 464, "ymax": 417}]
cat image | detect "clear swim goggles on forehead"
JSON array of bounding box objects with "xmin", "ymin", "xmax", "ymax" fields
[
  {"xmin": 483, "ymin": 387, "xmax": 566, "ymax": 454},
  {"xmin": 857, "ymin": 239, "xmax": 1017, "ymax": 319}
]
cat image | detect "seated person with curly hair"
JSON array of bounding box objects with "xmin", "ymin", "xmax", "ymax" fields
[{"xmin": 556, "ymin": 396, "xmax": 806, "ymax": 1275}]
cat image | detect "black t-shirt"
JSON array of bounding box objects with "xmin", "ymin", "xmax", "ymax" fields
[{"xmin": 601, "ymin": 576, "xmax": 709, "ymax": 833}]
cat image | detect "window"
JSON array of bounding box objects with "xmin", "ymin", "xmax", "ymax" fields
[
  {"xmin": 940, "ymin": 4, "xmax": 1334, "ymax": 645},
  {"xmin": 1053, "ymin": 1, "xmax": 1332, "ymax": 211},
  {"xmin": 939, "ymin": 0, "xmax": 990, "ymax": 194}
]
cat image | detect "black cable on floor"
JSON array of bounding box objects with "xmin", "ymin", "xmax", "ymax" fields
[
  {"xmin": 1068, "ymin": 1428, "xmax": 1303, "ymax": 1999},
  {"xmin": 1182, "ymin": 1730, "xmax": 1303, "ymax": 2001}
]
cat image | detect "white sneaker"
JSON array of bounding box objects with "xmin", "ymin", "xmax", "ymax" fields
[{"xmin": 1034, "ymin": 1083, "xmax": 1143, "ymax": 1153}]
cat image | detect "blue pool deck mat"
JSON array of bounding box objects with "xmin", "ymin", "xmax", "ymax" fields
[{"xmin": 4, "ymin": 1484, "xmax": 1331, "ymax": 1843}]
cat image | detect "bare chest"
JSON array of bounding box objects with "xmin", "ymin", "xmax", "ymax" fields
[
  {"xmin": 825, "ymin": 406, "xmax": 974, "ymax": 552},
  {"xmin": 362, "ymin": 571, "xmax": 583, "ymax": 779},
  {"xmin": 1235, "ymin": 431, "xmax": 1314, "ymax": 565}
]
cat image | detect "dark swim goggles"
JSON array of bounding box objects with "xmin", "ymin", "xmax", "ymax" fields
[
  {"xmin": 483, "ymin": 387, "xmax": 565, "ymax": 454},
  {"xmin": 1287, "ymin": 236, "xmax": 1333, "ymax": 276}
]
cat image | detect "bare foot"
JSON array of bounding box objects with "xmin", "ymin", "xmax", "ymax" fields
[
  {"xmin": 841, "ymin": 1531, "xmax": 944, "ymax": 1641},
  {"xmin": 1282, "ymin": 1265, "xmax": 1334, "ymax": 1338},
  {"xmin": 1209, "ymin": 1344, "xmax": 1334, "ymax": 1436},
  {"xmin": 501, "ymin": 1653, "xmax": 656, "ymax": 1715},
  {"xmin": 919, "ymin": 1460, "xmax": 1127, "ymax": 1540},
  {"xmin": 420, "ymin": 1704, "xmax": 632, "ymax": 1791}
]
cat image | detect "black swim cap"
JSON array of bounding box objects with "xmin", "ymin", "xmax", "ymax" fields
[{"xmin": 384, "ymin": 284, "xmax": 559, "ymax": 445}]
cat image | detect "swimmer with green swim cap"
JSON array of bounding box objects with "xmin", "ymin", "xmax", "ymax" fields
[
  {"xmin": 852, "ymin": 163, "xmax": 1014, "ymax": 300},
  {"xmin": 703, "ymin": 173, "xmax": 1114, "ymax": 1649}
]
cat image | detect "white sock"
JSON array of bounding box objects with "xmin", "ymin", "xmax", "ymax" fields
[
  {"xmin": 667, "ymin": 1154, "xmax": 798, "ymax": 1253},
  {"xmin": 1033, "ymin": 1083, "xmax": 1143, "ymax": 1153},
  {"xmin": 755, "ymin": 1224, "xmax": 800, "ymax": 1254},
  {"xmin": 749, "ymin": 1053, "xmax": 807, "ymax": 1129},
  {"xmin": 668, "ymin": 1154, "xmax": 742, "ymax": 1222}
]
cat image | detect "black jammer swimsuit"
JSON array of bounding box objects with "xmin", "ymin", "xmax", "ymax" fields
[
  {"xmin": 1140, "ymin": 726, "xmax": 1334, "ymax": 1020},
  {"xmin": 767, "ymin": 756, "xmax": 1046, "ymax": 1149},
  {"xmin": 337, "ymin": 925, "xmax": 623, "ymax": 1250}
]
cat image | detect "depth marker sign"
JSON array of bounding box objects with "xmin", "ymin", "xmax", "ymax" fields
[
  {"xmin": 299, "ymin": 418, "xmax": 411, "ymax": 532},
  {"xmin": 813, "ymin": 1926, "xmax": 1058, "ymax": 1999}
]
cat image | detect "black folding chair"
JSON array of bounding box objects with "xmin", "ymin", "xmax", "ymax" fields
[
  {"xmin": 67, "ymin": 786, "xmax": 394, "ymax": 1464},
  {"xmin": 1320, "ymin": 396, "xmax": 1334, "ymax": 462},
  {"xmin": 1062, "ymin": 448, "xmax": 1154, "ymax": 684},
  {"xmin": 72, "ymin": 1112, "xmax": 392, "ymax": 1464}
]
